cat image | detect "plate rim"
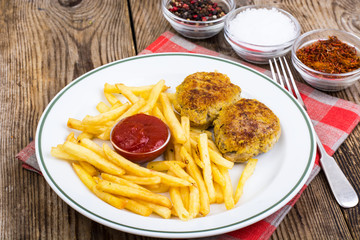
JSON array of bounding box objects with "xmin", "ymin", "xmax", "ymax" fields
[{"xmin": 35, "ymin": 52, "xmax": 316, "ymax": 238}]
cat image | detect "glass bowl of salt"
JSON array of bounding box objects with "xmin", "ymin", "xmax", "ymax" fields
[{"xmin": 224, "ymin": 5, "xmax": 301, "ymax": 64}]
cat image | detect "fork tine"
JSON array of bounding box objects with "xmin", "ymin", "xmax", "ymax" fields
[
  {"xmin": 270, "ymin": 57, "xmax": 306, "ymax": 109},
  {"xmin": 278, "ymin": 57, "xmax": 292, "ymax": 92},
  {"xmin": 273, "ymin": 58, "xmax": 285, "ymax": 88},
  {"xmin": 269, "ymin": 59, "xmax": 278, "ymax": 85},
  {"xmin": 269, "ymin": 58, "xmax": 284, "ymax": 88},
  {"xmin": 282, "ymin": 56, "xmax": 306, "ymax": 109}
]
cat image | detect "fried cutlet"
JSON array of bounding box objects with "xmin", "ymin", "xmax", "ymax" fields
[
  {"xmin": 174, "ymin": 72, "xmax": 241, "ymax": 129},
  {"xmin": 213, "ymin": 98, "xmax": 281, "ymax": 162}
]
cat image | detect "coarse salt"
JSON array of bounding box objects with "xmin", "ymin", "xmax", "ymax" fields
[{"xmin": 228, "ymin": 8, "xmax": 297, "ymax": 46}]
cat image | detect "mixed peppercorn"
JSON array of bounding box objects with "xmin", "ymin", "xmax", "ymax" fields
[
  {"xmin": 296, "ymin": 36, "xmax": 360, "ymax": 74},
  {"xmin": 168, "ymin": 0, "xmax": 227, "ymax": 21}
]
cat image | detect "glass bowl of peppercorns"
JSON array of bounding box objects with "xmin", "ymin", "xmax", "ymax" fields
[
  {"xmin": 292, "ymin": 29, "xmax": 360, "ymax": 91},
  {"xmin": 162, "ymin": 0, "xmax": 235, "ymax": 39}
]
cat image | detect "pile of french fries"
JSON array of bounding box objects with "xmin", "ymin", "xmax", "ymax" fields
[{"xmin": 51, "ymin": 79, "xmax": 258, "ymax": 221}]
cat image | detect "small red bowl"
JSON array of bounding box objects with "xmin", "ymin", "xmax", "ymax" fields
[{"xmin": 110, "ymin": 114, "xmax": 171, "ymax": 164}]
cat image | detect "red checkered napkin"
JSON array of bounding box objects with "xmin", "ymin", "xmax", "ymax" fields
[{"xmin": 17, "ymin": 31, "xmax": 360, "ymax": 240}]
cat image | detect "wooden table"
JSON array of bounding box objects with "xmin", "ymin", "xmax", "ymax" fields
[{"xmin": 1, "ymin": 0, "xmax": 359, "ymax": 239}]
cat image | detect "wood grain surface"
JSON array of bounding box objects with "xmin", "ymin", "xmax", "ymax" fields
[{"xmin": 1, "ymin": 0, "xmax": 359, "ymax": 239}]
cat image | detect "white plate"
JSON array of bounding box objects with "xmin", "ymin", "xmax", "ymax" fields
[{"xmin": 36, "ymin": 53, "xmax": 316, "ymax": 238}]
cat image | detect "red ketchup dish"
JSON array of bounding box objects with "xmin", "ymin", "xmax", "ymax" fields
[{"xmin": 110, "ymin": 113, "xmax": 171, "ymax": 164}]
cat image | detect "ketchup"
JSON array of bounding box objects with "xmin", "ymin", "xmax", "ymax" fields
[{"xmin": 111, "ymin": 114, "xmax": 169, "ymax": 155}]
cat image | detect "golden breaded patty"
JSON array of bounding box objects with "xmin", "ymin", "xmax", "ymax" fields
[
  {"xmin": 213, "ymin": 99, "xmax": 281, "ymax": 162},
  {"xmin": 174, "ymin": 72, "xmax": 241, "ymax": 129}
]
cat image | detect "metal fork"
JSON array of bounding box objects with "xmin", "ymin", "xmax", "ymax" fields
[{"xmin": 269, "ymin": 56, "xmax": 358, "ymax": 208}]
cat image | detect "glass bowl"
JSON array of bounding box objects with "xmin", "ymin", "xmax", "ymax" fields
[
  {"xmin": 161, "ymin": 0, "xmax": 235, "ymax": 39},
  {"xmin": 224, "ymin": 5, "xmax": 301, "ymax": 64},
  {"xmin": 292, "ymin": 29, "xmax": 360, "ymax": 91}
]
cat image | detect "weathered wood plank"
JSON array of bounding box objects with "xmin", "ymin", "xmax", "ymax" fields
[
  {"xmin": 131, "ymin": 0, "xmax": 360, "ymax": 240},
  {"xmin": 0, "ymin": 0, "xmax": 135, "ymax": 239}
]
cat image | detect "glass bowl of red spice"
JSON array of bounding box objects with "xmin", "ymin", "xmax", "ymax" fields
[
  {"xmin": 292, "ymin": 29, "xmax": 360, "ymax": 91},
  {"xmin": 162, "ymin": 0, "xmax": 235, "ymax": 39}
]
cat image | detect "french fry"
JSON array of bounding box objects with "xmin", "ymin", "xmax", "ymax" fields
[
  {"xmin": 218, "ymin": 165, "xmax": 235, "ymax": 210},
  {"xmin": 104, "ymin": 83, "xmax": 120, "ymax": 93},
  {"xmin": 198, "ymin": 133, "xmax": 216, "ymax": 203},
  {"xmin": 169, "ymin": 186, "xmax": 189, "ymax": 221},
  {"xmin": 146, "ymin": 160, "xmax": 186, "ymax": 172},
  {"xmin": 137, "ymin": 200, "xmax": 171, "ymax": 219},
  {"xmin": 188, "ymin": 185, "xmax": 200, "ymax": 219},
  {"xmin": 122, "ymin": 197, "xmax": 153, "ymax": 216},
  {"xmin": 77, "ymin": 132, "xmax": 93, "ymax": 141},
  {"xmin": 180, "ymin": 147, "xmax": 210, "ymax": 216},
  {"xmin": 234, "ymin": 158, "xmax": 258, "ymax": 204},
  {"xmin": 67, "ymin": 118, "xmax": 107, "ymax": 135},
  {"xmin": 164, "ymin": 140, "xmax": 175, "ymax": 161},
  {"xmin": 78, "ymin": 138, "xmax": 106, "ymax": 158},
  {"xmin": 181, "ymin": 116, "xmax": 191, "ymax": 153},
  {"xmin": 116, "ymin": 98, "xmax": 146, "ymax": 121},
  {"xmin": 144, "ymin": 183, "xmax": 170, "ymax": 193},
  {"xmin": 81, "ymin": 103, "xmax": 130, "ymax": 125},
  {"xmin": 159, "ymin": 93, "xmax": 186, "ymax": 144},
  {"xmin": 214, "ymin": 182, "xmax": 224, "ymax": 204},
  {"xmin": 96, "ymin": 132, "xmax": 110, "ymax": 141},
  {"xmin": 102, "ymin": 144, "xmax": 153, "ymax": 176},
  {"xmin": 115, "ymin": 84, "xmax": 139, "ymax": 104},
  {"xmin": 92, "ymin": 185, "xmax": 127, "ymax": 209},
  {"xmin": 104, "ymin": 120, "xmax": 115, "ymax": 127},
  {"xmin": 120, "ymin": 175, "xmax": 161, "ymax": 185},
  {"xmin": 51, "ymin": 145, "xmax": 82, "ymax": 161},
  {"xmin": 140, "ymin": 79, "xmax": 165, "ymax": 113},
  {"xmin": 109, "ymin": 102, "xmax": 123, "ymax": 110},
  {"xmin": 152, "ymin": 106, "xmax": 167, "ymax": 124},
  {"xmin": 96, "ymin": 102, "xmax": 111, "ymax": 113},
  {"xmin": 192, "ymin": 148, "xmax": 204, "ymax": 169},
  {"xmin": 151, "ymin": 170, "xmax": 192, "ymax": 188},
  {"xmin": 124, "ymin": 84, "xmax": 169, "ymax": 95},
  {"xmin": 190, "ymin": 128, "xmax": 212, "ymax": 140},
  {"xmin": 207, "ymin": 139, "xmax": 221, "ymax": 154},
  {"xmin": 174, "ymin": 143, "xmax": 182, "ymax": 162},
  {"xmin": 97, "ymin": 179, "xmax": 172, "ymax": 208},
  {"xmin": 96, "ymin": 99, "xmax": 146, "ymax": 141},
  {"xmin": 167, "ymin": 161, "xmax": 193, "ymax": 210},
  {"xmin": 72, "ymin": 162, "xmax": 96, "ymax": 190},
  {"xmin": 78, "ymin": 161, "xmax": 98, "ymax": 176},
  {"xmin": 103, "ymin": 144, "xmax": 191, "ymax": 187},
  {"xmin": 190, "ymin": 137, "xmax": 198, "ymax": 149},
  {"xmin": 171, "ymin": 208, "xmax": 178, "ymax": 217},
  {"xmin": 66, "ymin": 132, "xmax": 77, "ymax": 143},
  {"xmin": 62, "ymin": 141, "xmax": 125, "ymax": 176},
  {"xmin": 211, "ymin": 162, "xmax": 226, "ymax": 187},
  {"xmin": 93, "ymin": 176, "xmax": 100, "ymax": 183},
  {"xmin": 168, "ymin": 163, "xmax": 196, "ymax": 185},
  {"xmin": 209, "ymin": 149, "xmax": 234, "ymax": 169},
  {"xmin": 190, "ymin": 132, "xmax": 220, "ymax": 155},
  {"xmin": 127, "ymin": 86, "xmax": 152, "ymax": 99},
  {"xmin": 101, "ymin": 173, "xmax": 150, "ymax": 192},
  {"xmin": 104, "ymin": 92, "xmax": 121, "ymax": 106},
  {"xmin": 124, "ymin": 84, "xmax": 155, "ymax": 95},
  {"xmin": 180, "ymin": 187, "xmax": 190, "ymax": 211}
]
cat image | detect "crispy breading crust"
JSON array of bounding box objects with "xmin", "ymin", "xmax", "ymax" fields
[
  {"xmin": 174, "ymin": 72, "xmax": 241, "ymax": 129},
  {"xmin": 213, "ymin": 99, "xmax": 281, "ymax": 162}
]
